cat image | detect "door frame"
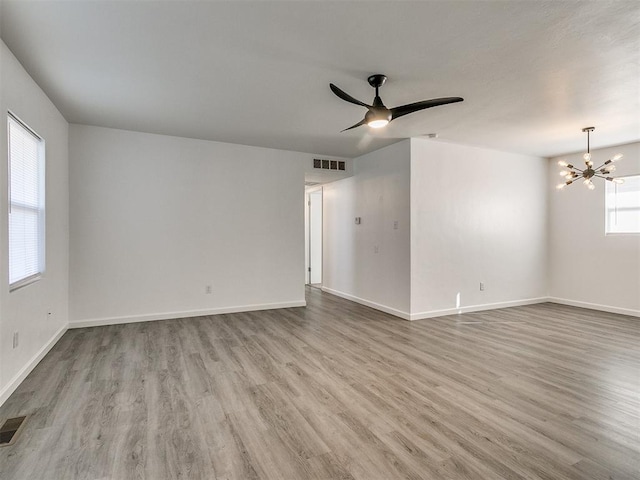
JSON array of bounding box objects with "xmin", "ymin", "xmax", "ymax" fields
[{"xmin": 305, "ymin": 186, "xmax": 323, "ymax": 286}]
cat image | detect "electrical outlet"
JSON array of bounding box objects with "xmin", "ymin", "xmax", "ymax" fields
[
  {"xmin": 205, "ymin": 285, "xmax": 212, "ymax": 294},
  {"xmin": 12, "ymin": 332, "xmax": 19, "ymax": 349},
  {"xmin": 480, "ymin": 282, "xmax": 485, "ymax": 291}
]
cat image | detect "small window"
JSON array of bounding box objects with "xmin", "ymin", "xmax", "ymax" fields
[
  {"xmin": 605, "ymin": 174, "xmax": 640, "ymax": 234},
  {"xmin": 7, "ymin": 113, "xmax": 45, "ymax": 289}
]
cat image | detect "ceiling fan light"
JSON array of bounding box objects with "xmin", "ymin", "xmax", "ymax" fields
[{"xmin": 368, "ymin": 119, "xmax": 389, "ymax": 128}]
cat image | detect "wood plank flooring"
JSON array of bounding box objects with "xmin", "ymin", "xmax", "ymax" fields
[{"xmin": 1, "ymin": 287, "xmax": 638, "ymax": 479}]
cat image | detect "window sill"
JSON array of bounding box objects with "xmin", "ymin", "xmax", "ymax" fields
[{"xmin": 10, "ymin": 274, "xmax": 42, "ymax": 292}]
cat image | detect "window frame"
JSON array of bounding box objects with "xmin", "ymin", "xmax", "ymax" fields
[
  {"xmin": 7, "ymin": 111, "xmax": 46, "ymax": 291},
  {"xmin": 605, "ymin": 173, "xmax": 640, "ymax": 236}
]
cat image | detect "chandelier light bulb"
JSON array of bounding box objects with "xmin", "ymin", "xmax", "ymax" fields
[
  {"xmin": 559, "ymin": 170, "xmax": 571, "ymax": 177},
  {"xmin": 613, "ymin": 178, "xmax": 624, "ymax": 184},
  {"xmin": 587, "ymin": 183, "xmax": 596, "ymax": 190},
  {"xmin": 608, "ymin": 165, "xmax": 616, "ymax": 172},
  {"xmin": 583, "ymin": 179, "xmax": 591, "ymax": 185},
  {"xmin": 556, "ymin": 183, "xmax": 566, "ymax": 190},
  {"xmin": 612, "ymin": 153, "xmax": 623, "ymax": 161},
  {"xmin": 558, "ymin": 160, "xmax": 568, "ymax": 167},
  {"xmin": 583, "ymin": 153, "xmax": 591, "ymax": 161}
]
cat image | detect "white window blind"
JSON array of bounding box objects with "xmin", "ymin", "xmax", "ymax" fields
[
  {"xmin": 8, "ymin": 113, "xmax": 45, "ymax": 289},
  {"xmin": 605, "ymin": 174, "xmax": 640, "ymax": 234}
]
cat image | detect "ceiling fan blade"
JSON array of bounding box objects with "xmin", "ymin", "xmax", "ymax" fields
[
  {"xmin": 390, "ymin": 97, "xmax": 463, "ymax": 120},
  {"xmin": 330, "ymin": 83, "xmax": 371, "ymax": 108},
  {"xmin": 341, "ymin": 119, "xmax": 367, "ymax": 132}
]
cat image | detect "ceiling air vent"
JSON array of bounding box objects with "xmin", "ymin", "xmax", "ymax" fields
[{"xmin": 313, "ymin": 159, "xmax": 346, "ymax": 171}]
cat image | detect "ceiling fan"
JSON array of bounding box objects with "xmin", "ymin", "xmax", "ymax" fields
[{"xmin": 329, "ymin": 74, "xmax": 463, "ymax": 131}]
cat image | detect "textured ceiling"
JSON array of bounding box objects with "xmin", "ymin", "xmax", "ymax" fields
[{"xmin": 1, "ymin": 1, "xmax": 639, "ymax": 158}]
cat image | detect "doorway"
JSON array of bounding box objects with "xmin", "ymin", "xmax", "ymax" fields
[{"xmin": 305, "ymin": 188, "xmax": 322, "ymax": 286}]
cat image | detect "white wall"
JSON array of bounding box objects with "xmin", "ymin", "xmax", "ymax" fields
[
  {"xmin": 322, "ymin": 140, "xmax": 412, "ymax": 317},
  {"xmin": 69, "ymin": 125, "xmax": 309, "ymax": 325},
  {"xmin": 549, "ymin": 142, "xmax": 640, "ymax": 316},
  {"xmin": 410, "ymin": 138, "xmax": 548, "ymax": 319},
  {"xmin": 0, "ymin": 40, "xmax": 69, "ymax": 404},
  {"xmin": 322, "ymin": 138, "xmax": 548, "ymax": 321}
]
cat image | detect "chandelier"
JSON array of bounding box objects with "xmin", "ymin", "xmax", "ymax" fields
[{"xmin": 557, "ymin": 127, "xmax": 623, "ymax": 190}]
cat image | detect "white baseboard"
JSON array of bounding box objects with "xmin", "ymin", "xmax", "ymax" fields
[
  {"xmin": 547, "ymin": 297, "xmax": 640, "ymax": 318},
  {"xmin": 321, "ymin": 287, "xmax": 549, "ymax": 321},
  {"xmin": 409, "ymin": 297, "xmax": 550, "ymax": 320},
  {"xmin": 68, "ymin": 300, "xmax": 307, "ymax": 328},
  {"xmin": 320, "ymin": 287, "xmax": 412, "ymax": 320},
  {"xmin": 0, "ymin": 324, "xmax": 68, "ymax": 407}
]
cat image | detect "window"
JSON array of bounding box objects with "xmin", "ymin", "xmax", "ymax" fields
[
  {"xmin": 8, "ymin": 113, "xmax": 45, "ymax": 289},
  {"xmin": 605, "ymin": 174, "xmax": 640, "ymax": 234}
]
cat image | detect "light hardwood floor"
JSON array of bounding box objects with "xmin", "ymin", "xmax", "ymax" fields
[{"xmin": 1, "ymin": 288, "xmax": 638, "ymax": 479}]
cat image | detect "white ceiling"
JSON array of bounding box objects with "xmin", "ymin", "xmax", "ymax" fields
[{"xmin": 1, "ymin": 1, "xmax": 638, "ymax": 158}]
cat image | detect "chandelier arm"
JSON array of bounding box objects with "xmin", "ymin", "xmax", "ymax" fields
[{"xmin": 593, "ymin": 161, "xmax": 612, "ymax": 171}]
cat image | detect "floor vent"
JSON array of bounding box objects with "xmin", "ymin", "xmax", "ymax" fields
[{"xmin": 0, "ymin": 416, "xmax": 27, "ymax": 446}]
